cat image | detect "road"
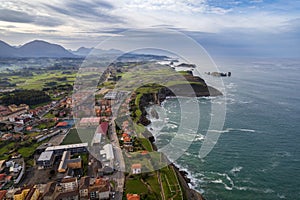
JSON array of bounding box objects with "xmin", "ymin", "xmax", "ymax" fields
[{"xmin": 110, "ymin": 118, "xmax": 125, "ymax": 196}]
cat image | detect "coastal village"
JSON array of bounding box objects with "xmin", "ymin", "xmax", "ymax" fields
[{"xmin": 0, "ymin": 61, "xmax": 206, "ymax": 200}]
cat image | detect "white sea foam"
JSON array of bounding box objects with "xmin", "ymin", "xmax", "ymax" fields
[
  {"xmin": 208, "ymin": 128, "xmax": 256, "ymax": 134},
  {"xmin": 211, "ymin": 179, "xmax": 223, "ymax": 184},
  {"xmin": 194, "ymin": 134, "xmax": 205, "ymax": 141},
  {"xmin": 166, "ymin": 123, "xmax": 178, "ymax": 129},
  {"xmin": 230, "ymin": 166, "xmax": 243, "ymax": 174},
  {"xmin": 238, "ymin": 128, "xmax": 256, "ymax": 133},
  {"xmin": 277, "ymin": 193, "xmax": 286, "ymax": 199}
]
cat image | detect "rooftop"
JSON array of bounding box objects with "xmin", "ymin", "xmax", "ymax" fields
[
  {"xmin": 37, "ymin": 151, "xmax": 54, "ymax": 161},
  {"xmin": 45, "ymin": 143, "xmax": 88, "ymax": 151},
  {"xmin": 127, "ymin": 194, "xmax": 141, "ymax": 200},
  {"xmin": 104, "ymin": 91, "xmax": 118, "ymax": 100},
  {"xmin": 131, "ymin": 164, "xmax": 142, "ymax": 169},
  {"xmin": 96, "ymin": 122, "xmax": 109, "ymax": 135}
]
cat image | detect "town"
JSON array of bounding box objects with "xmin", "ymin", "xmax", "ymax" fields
[{"xmin": 0, "ymin": 58, "xmax": 196, "ymax": 200}]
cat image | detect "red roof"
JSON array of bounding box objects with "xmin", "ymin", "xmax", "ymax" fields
[
  {"xmin": 127, "ymin": 194, "xmax": 140, "ymax": 200},
  {"xmin": 96, "ymin": 122, "xmax": 109, "ymax": 135},
  {"xmin": 0, "ymin": 190, "xmax": 7, "ymax": 200},
  {"xmin": 124, "ymin": 136, "xmax": 131, "ymax": 142},
  {"xmin": 141, "ymin": 150, "xmax": 148, "ymax": 155},
  {"xmin": 131, "ymin": 164, "xmax": 141, "ymax": 169},
  {"xmin": 0, "ymin": 174, "xmax": 5, "ymax": 181},
  {"xmin": 56, "ymin": 121, "xmax": 68, "ymax": 127}
]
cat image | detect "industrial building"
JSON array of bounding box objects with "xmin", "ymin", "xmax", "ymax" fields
[
  {"xmin": 100, "ymin": 144, "xmax": 114, "ymax": 168},
  {"xmin": 58, "ymin": 151, "xmax": 82, "ymax": 173},
  {"xmin": 37, "ymin": 151, "xmax": 55, "ymax": 169},
  {"xmin": 45, "ymin": 143, "xmax": 88, "ymax": 155}
]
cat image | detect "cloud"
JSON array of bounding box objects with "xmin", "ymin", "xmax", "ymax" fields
[
  {"xmin": 0, "ymin": 8, "xmax": 64, "ymax": 27},
  {"xmin": 0, "ymin": 9, "xmax": 33, "ymax": 23},
  {"xmin": 44, "ymin": 0, "xmax": 122, "ymax": 24},
  {"xmin": 0, "ymin": 0, "xmax": 299, "ymax": 57}
]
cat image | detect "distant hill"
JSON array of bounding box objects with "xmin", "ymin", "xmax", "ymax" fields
[
  {"xmin": 0, "ymin": 40, "xmax": 170, "ymax": 59},
  {"xmin": 71, "ymin": 47, "xmax": 123, "ymax": 56},
  {"xmin": 0, "ymin": 40, "xmax": 76, "ymax": 58},
  {"xmin": 18, "ymin": 40, "xmax": 75, "ymax": 58},
  {"xmin": 0, "ymin": 40, "xmax": 19, "ymax": 57}
]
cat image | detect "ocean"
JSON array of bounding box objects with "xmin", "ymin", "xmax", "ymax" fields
[{"xmin": 147, "ymin": 58, "xmax": 300, "ymax": 200}]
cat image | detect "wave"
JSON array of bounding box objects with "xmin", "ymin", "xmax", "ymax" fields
[
  {"xmin": 207, "ymin": 128, "xmax": 256, "ymax": 134},
  {"xmin": 230, "ymin": 166, "xmax": 243, "ymax": 174},
  {"xmin": 194, "ymin": 134, "xmax": 205, "ymax": 142},
  {"xmin": 277, "ymin": 193, "xmax": 286, "ymax": 199}
]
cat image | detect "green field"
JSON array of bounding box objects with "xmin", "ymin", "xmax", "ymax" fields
[
  {"xmin": 9, "ymin": 71, "xmax": 76, "ymax": 90},
  {"xmin": 62, "ymin": 127, "xmax": 98, "ymax": 145},
  {"xmin": 61, "ymin": 128, "xmax": 82, "ymax": 145}
]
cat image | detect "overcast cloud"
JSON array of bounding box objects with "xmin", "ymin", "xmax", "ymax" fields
[{"xmin": 0, "ymin": 0, "xmax": 299, "ymax": 57}]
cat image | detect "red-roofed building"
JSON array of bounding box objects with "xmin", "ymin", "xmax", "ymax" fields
[
  {"xmin": 0, "ymin": 190, "xmax": 7, "ymax": 200},
  {"xmin": 131, "ymin": 164, "xmax": 142, "ymax": 174},
  {"xmin": 126, "ymin": 193, "xmax": 140, "ymax": 200},
  {"xmin": 141, "ymin": 150, "xmax": 148, "ymax": 155},
  {"xmin": 56, "ymin": 121, "xmax": 68, "ymax": 127},
  {"xmin": 96, "ymin": 122, "xmax": 109, "ymax": 135},
  {"xmin": 79, "ymin": 117, "xmax": 100, "ymax": 127},
  {"xmin": 0, "ymin": 174, "xmax": 6, "ymax": 183}
]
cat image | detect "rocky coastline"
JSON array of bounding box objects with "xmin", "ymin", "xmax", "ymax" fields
[
  {"xmin": 143, "ymin": 128, "xmax": 206, "ymax": 200},
  {"xmin": 133, "ymin": 78, "xmax": 220, "ymax": 199}
]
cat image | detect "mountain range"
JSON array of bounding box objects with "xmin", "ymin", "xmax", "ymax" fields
[{"xmin": 0, "ymin": 40, "xmax": 123, "ymax": 58}]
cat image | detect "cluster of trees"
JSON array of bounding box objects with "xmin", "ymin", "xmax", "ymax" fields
[
  {"xmin": 1, "ymin": 89, "xmax": 51, "ymax": 106},
  {"xmin": 42, "ymin": 83, "xmax": 73, "ymax": 92}
]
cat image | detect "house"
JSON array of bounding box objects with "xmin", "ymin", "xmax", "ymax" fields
[
  {"xmin": 42, "ymin": 182, "xmax": 56, "ymax": 200},
  {"xmin": 79, "ymin": 117, "xmax": 100, "ymax": 127},
  {"xmin": 14, "ymin": 186, "xmax": 40, "ymax": 200},
  {"xmin": 55, "ymin": 178, "xmax": 79, "ymax": 200},
  {"xmin": 89, "ymin": 178, "xmax": 110, "ymax": 200},
  {"xmin": 60, "ymin": 177, "xmax": 78, "ymax": 192},
  {"xmin": 0, "ymin": 160, "xmax": 6, "ymax": 172},
  {"xmin": 1, "ymin": 133, "xmax": 12, "ymax": 141},
  {"xmin": 24, "ymin": 187, "xmax": 40, "ymax": 200},
  {"xmin": 56, "ymin": 121, "xmax": 68, "ymax": 128},
  {"xmin": 126, "ymin": 194, "xmax": 140, "ymax": 200},
  {"xmin": 0, "ymin": 105, "xmax": 12, "ymax": 121},
  {"xmin": 0, "ymin": 190, "xmax": 7, "ymax": 200},
  {"xmin": 8, "ymin": 104, "xmax": 29, "ymax": 112},
  {"xmin": 54, "ymin": 190, "xmax": 79, "ymax": 200},
  {"xmin": 0, "ymin": 174, "xmax": 11, "ymax": 185},
  {"xmin": 131, "ymin": 164, "xmax": 142, "ymax": 174},
  {"xmin": 79, "ymin": 176, "xmax": 90, "ymax": 199}
]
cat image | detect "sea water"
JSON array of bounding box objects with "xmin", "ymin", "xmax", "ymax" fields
[{"xmin": 147, "ymin": 58, "xmax": 300, "ymax": 200}]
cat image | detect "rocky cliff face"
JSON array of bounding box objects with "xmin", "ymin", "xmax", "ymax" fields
[{"xmin": 136, "ymin": 81, "xmax": 221, "ymax": 126}]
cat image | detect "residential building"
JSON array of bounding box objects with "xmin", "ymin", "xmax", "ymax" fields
[
  {"xmin": 79, "ymin": 176, "xmax": 90, "ymax": 200},
  {"xmin": 14, "ymin": 186, "xmax": 40, "ymax": 200},
  {"xmin": 89, "ymin": 178, "xmax": 110, "ymax": 200},
  {"xmin": 131, "ymin": 164, "xmax": 142, "ymax": 174},
  {"xmin": 126, "ymin": 194, "xmax": 141, "ymax": 200},
  {"xmin": 0, "ymin": 190, "xmax": 7, "ymax": 200}
]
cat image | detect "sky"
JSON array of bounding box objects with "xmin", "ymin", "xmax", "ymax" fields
[{"xmin": 0, "ymin": 0, "xmax": 299, "ymax": 57}]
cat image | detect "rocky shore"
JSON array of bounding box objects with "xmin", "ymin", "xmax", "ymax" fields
[
  {"xmin": 143, "ymin": 129, "xmax": 206, "ymax": 200},
  {"xmin": 132, "ymin": 75, "xmax": 220, "ymax": 199}
]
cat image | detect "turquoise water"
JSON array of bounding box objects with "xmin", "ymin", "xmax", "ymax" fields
[{"xmin": 148, "ymin": 58, "xmax": 300, "ymax": 199}]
